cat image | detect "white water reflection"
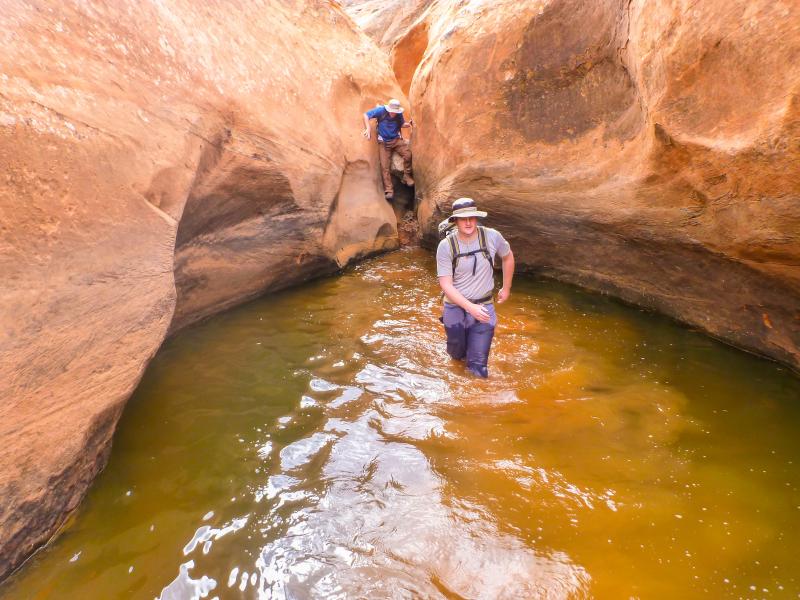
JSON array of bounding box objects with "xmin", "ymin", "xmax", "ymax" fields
[
  {"xmin": 279, "ymin": 432, "xmax": 336, "ymax": 471},
  {"xmin": 157, "ymin": 560, "xmax": 217, "ymax": 600},
  {"xmin": 182, "ymin": 516, "xmax": 249, "ymax": 556},
  {"xmin": 250, "ymin": 409, "xmax": 591, "ymax": 599},
  {"xmin": 355, "ymin": 363, "xmax": 453, "ymax": 403},
  {"xmin": 328, "ymin": 386, "xmax": 363, "ymax": 408}
]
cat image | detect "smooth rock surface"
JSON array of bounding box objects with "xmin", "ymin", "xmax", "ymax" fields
[
  {"xmin": 347, "ymin": 0, "xmax": 800, "ymax": 370},
  {"xmin": 0, "ymin": 0, "xmax": 402, "ymax": 579},
  {"xmin": 340, "ymin": 0, "xmax": 432, "ymax": 96},
  {"xmin": 340, "ymin": 0, "xmax": 432, "ymax": 50}
]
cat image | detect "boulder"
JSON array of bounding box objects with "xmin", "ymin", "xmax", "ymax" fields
[
  {"xmin": 0, "ymin": 0, "xmax": 403, "ymax": 579},
  {"xmin": 349, "ymin": 0, "xmax": 800, "ymax": 370}
]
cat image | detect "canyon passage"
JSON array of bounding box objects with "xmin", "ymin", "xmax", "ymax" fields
[
  {"xmin": 2, "ymin": 0, "xmax": 799, "ymax": 592},
  {"xmin": 3, "ymin": 249, "xmax": 800, "ymax": 598}
]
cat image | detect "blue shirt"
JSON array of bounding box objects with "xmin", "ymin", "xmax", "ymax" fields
[{"xmin": 366, "ymin": 106, "xmax": 404, "ymax": 141}]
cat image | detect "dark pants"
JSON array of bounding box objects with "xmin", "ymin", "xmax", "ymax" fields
[{"xmin": 441, "ymin": 303, "xmax": 497, "ymax": 378}]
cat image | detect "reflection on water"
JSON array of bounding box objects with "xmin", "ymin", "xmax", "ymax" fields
[{"xmin": 4, "ymin": 247, "xmax": 800, "ymax": 599}]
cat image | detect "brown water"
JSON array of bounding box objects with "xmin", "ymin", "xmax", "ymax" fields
[{"xmin": 3, "ymin": 247, "xmax": 800, "ymax": 599}]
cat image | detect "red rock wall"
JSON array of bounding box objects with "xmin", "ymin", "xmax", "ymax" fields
[
  {"xmin": 347, "ymin": 0, "xmax": 800, "ymax": 370},
  {"xmin": 0, "ymin": 0, "xmax": 403, "ymax": 579}
]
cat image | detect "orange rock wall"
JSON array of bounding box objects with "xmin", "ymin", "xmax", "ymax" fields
[
  {"xmin": 0, "ymin": 0, "xmax": 403, "ymax": 579},
  {"xmin": 347, "ymin": 0, "xmax": 800, "ymax": 370}
]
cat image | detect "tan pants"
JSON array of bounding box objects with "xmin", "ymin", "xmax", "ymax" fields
[{"xmin": 378, "ymin": 137, "xmax": 412, "ymax": 196}]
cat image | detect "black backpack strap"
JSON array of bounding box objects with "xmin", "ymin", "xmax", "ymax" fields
[
  {"xmin": 450, "ymin": 227, "xmax": 494, "ymax": 277},
  {"xmin": 477, "ymin": 226, "xmax": 492, "ymax": 264},
  {"xmin": 448, "ymin": 233, "xmax": 459, "ymax": 274},
  {"xmin": 478, "ymin": 226, "xmax": 491, "ymax": 255}
]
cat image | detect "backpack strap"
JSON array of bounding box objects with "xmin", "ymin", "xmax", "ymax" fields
[
  {"xmin": 448, "ymin": 232, "xmax": 459, "ymax": 274},
  {"xmin": 449, "ymin": 226, "xmax": 493, "ymax": 276},
  {"xmin": 477, "ymin": 226, "xmax": 490, "ymax": 260}
]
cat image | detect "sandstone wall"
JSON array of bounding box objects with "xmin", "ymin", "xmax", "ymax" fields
[
  {"xmin": 339, "ymin": 0, "xmax": 432, "ymax": 50},
  {"xmin": 348, "ymin": 0, "xmax": 800, "ymax": 370},
  {"xmin": 0, "ymin": 0, "xmax": 403, "ymax": 579}
]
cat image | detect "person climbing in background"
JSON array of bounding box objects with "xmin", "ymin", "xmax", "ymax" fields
[
  {"xmin": 362, "ymin": 98, "xmax": 414, "ymax": 201},
  {"xmin": 436, "ymin": 197, "xmax": 515, "ymax": 378}
]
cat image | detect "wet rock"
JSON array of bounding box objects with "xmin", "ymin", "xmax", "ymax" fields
[
  {"xmin": 396, "ymin": 211, "xmax": 421, "ymax": 246},
  {"xmin": 0, "ymin": 0, "xmax": 404, "ymax": 580},
  {"xmin": 348, "ymin": 0, "xmax": 800, "ymax": 370},
  {"xmin": 388, "ymin": 145, "xmax": 415, "ymax": 213}
]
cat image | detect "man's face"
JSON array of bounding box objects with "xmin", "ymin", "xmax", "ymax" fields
[
  {"xmin": 456, "ymin": 216, "xmax": 477, "ymax": 237},
  {"xmin": 388, "ymin": 111, "xmax": 398, "ymax": 117}
]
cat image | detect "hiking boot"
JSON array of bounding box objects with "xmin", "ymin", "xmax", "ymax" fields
[{"xmin": 402, "ymin": 175, "xmax": 415, "ymax": 187}]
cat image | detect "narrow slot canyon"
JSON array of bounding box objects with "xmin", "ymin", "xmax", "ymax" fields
[{"xmin": 1, "ymin": 0, "xmax": 799, "ymax": 597}]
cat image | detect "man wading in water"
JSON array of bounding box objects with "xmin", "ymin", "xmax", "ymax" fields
[
  {"xmin": 362, "ymin": 98, "xmax": 414, "ymax": 201},
  {"xmin": 437, "ymin": 198, "xmax": 515, "ymax": 378}
]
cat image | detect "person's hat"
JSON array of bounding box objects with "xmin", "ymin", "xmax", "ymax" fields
[
  {"xmin": 384, "ymin": 98, "xmax": 404, "ymax": 113},
  {"xmin": 448, "ymin": 197, "xmax": 487, "ymax": 221}
]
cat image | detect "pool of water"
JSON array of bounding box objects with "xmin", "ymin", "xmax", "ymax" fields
[{"xmin": 3, "ymin": 247, "xmax": 800, "ymax": 599}]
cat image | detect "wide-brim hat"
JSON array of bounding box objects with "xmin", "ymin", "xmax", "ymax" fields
[
  {"xmin": 448, "ymin": 197, "xmax": 487, "ymax": 221},
  {"xmin": 384, "ymin": 98, "xmax": 404, "ymax": 113}
]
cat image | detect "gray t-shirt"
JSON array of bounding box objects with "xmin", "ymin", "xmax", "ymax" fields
[{"xmin": 436, "ymin": 227, "xmax": 511, "ymax": 302}]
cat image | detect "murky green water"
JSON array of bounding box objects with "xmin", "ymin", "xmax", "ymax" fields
[{"xmin": 3, "ymin": 247, "xmax": 800, "ymax": 599}]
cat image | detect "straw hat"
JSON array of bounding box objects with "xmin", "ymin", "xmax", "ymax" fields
[
  {"xmin": 384, "ymin": 98, "xmax": 404, "ymax": 113},
  {"xmin": 448, "ymin": 197, "xmax": 487, "ymax": 221}
]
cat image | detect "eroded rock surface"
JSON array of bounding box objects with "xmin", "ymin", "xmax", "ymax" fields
[
  {"xmin": 0, "ymin": 0, "xmax": 403, "ymax": 579},
  {"xmin": 348, "ymin": 0, "xmax": 800, "ymax": 370}
]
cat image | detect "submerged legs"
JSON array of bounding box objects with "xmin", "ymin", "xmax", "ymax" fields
[{"xmin": 442, "ymin": 304, "xmax": 497, "ymax": 378}]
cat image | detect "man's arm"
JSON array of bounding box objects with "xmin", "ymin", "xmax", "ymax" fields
[
  {"xmin": 362, "ymin": 112, "xmax": 372, "ymax": 139},
  {"xmin": 439, "ymin": 276, "xmax": 491, "ymax": 323},
  {"xmin": 497, "ymin": 250, "xmax": 515, "ymax": 303},
  {"xmin": 401, "ymin": 119, "xmax": 413, "ymax": 142}
]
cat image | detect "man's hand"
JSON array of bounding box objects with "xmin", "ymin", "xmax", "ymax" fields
[
  {"xmin": 497, "ymin": 287, "xmax": 511, "ymax": 304},
  {"xmin": 362, "ymin": 128, "xmax": 371, "ymax": 140},
  {"xmin": 467, "ymin": 302, "xmax": 491, "ymax": 323}
]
